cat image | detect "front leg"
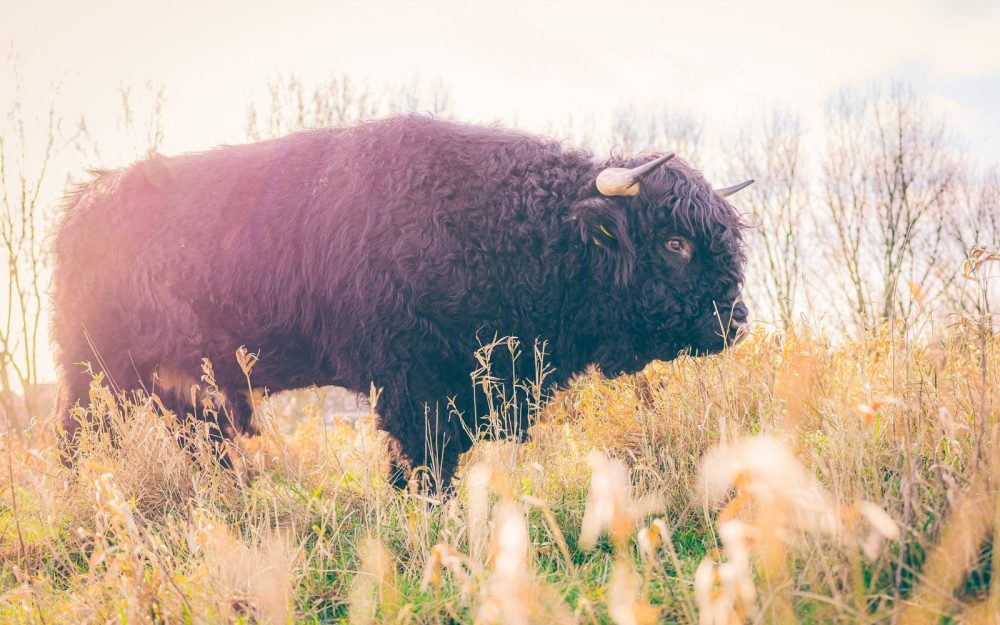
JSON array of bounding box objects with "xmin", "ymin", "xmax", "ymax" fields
[{"xmin": 378, "ymin": 390, "xmax": 475, "ymax": 494}]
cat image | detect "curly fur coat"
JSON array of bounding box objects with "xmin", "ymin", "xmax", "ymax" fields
[{"xmin": 52, "ymin": 115, "xmax": 748, "ymax": 488}]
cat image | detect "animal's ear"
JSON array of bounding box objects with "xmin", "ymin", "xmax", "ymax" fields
[{"xmin": 569, "ymin": 197, "xmax": 636, "ymax": 286}]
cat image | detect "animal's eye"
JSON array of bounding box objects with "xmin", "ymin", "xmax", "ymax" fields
[{"xmin": 665, "ymin": 237, "xmax": 687, "ymax": 253}]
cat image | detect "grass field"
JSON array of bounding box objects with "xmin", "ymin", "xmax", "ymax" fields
[{"xmin": 1, "ymin": 322, "xmax": 998, "ymax": 624}]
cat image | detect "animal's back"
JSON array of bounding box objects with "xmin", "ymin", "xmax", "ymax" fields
[{"xmin": 50, "ymin": 115, "xmax": 579, "ymax": 443}]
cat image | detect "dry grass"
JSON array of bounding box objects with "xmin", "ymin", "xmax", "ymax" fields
[{"xmin": 1, "ymin": 322, "xmax": 999, "ymax": 624}]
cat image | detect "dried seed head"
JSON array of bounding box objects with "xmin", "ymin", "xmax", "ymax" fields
[
  {"xmin": 493, "ymin": 503, "xmax": 529, "ymax": 580},
  {"xmin": 699, "ymin": 436, "xmax": 840, "ymax": 536},
  {"xmin": 465, "ymin": 463, "xmax": 493, "ymax": 564},
  {"xmin": 637, "ymin": 518, "xmax": 669, "ymax": 561},
  {"xmin": 858, "ymin": 501, "xmax": 899, "ymax": 540},
  {"xmin": 347, "ymin": 537, "xmax": 398, "ymax": 625},
  {"xmin": 235, "ymin": 345, "xmax": 259, "ymax": 377},
  {"xmin": 420, "ymin": 543, "xmax": 470, "ymax": 594},
  {"xmin": 580, "ymin": 451, "xmax": 634, "ymax": 550},
  {"xmin": 608, "ymin": 558, "xmax": 660, "ymax": 625},
  {"xmin": 479, "ymin": 503, "xmax": 534, "ymax": 625}
]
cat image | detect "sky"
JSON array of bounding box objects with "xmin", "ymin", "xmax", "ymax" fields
[
  {"xmin": 4, "ymin": 0, "xmax": 1000, "ymax": 165},
  {"xmin": 2, "ymin": 0, "xmax": 1000, "ymax": 385}
]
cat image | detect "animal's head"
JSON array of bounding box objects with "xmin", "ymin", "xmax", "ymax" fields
[{"xmin": 570, "ymin": 152, "xmax": 751, "ymax": 375}]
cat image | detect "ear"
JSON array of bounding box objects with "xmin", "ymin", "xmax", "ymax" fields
[{"xmin": 569, "ymin": 197, "xmax": 636, "ymax": 286}]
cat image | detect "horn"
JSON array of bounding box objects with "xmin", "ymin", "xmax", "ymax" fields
[
  {"xmin": 715, "ymin": 179, "xmax": 755, "ymax": 197},
  {"xmin": 596, "ymin": 152, "xmax": 675, "ymax": 197}
]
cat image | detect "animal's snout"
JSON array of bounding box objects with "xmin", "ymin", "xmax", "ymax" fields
[
  {"xmin": 714, "ymin": 299, "xmax": 749, "ymax": 345},
  {"xmin": 729, "ymin": 317, "xmax": 750, "ymax": 344},
  {"xmin": 687, "ymin": 299, "xmax": 750, "ymax": 356},
  {"xmin": 729, "ymin": 299, "xmax": 748, "ymax": 323}
]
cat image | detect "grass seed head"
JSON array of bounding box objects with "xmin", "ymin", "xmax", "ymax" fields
[
  {"xmin": 608, "ymin": 557, "xmax": 660, "ymax": 625},
  {"xmin": 580, "ymin": 451, "xmax": 635, "ymax": 550},
  {"xmin": 348, "ymin": 537, "xmax": 399, "ymax": 625},
  {"xmin": 699, "ymin": 435, "xmax": 840, "ymax": 536}
]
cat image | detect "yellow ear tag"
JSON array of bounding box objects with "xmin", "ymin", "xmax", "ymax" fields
[{"xmin": 599, "ymin": 225, "xmax": 615, "ymax": 239}]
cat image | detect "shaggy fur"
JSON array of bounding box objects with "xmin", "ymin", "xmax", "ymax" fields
[{"xmin": 52, "ymin": 115, "xmax": 748, "ymax": 487}]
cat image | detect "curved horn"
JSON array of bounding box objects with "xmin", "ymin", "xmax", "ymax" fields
[
  {"xmin": 715, "ymin": 179, "xmax": 755, "ymax": 197},
  {"xmin": 596, "ymin": 152, "xmax": 675, "ymax": 197}
]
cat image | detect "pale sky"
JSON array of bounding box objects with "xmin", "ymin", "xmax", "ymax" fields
[
  {"xmin": 3, "ymin": 0, "xmax": 1000, "ymax": 385},
  {"xmin": 4, "ymin": 0, "xmax": 1000, "ymax": 165}
]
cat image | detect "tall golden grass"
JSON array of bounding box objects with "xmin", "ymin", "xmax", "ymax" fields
[{"xmin": 1, "ymin": 317, "xmax": 998, "ymax": 624}]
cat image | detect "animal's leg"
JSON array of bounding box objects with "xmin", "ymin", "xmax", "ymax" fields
[
  {"xmin": 55, "ymin": 369, "xmax": 96, "ymax": 465},
  {"xmin": 154, "ymin": 383, "xmax": 237, "ymax": 470},
  {"xmin": 151, "ymin": 356, "xmax": 267, "ymax": 463},
  {"xmin": 55, "ymin": 347, "xmax": 147, "ymax": 464},
  {"xmin": 222, "ymin": 388, "xmax": 259, "ymax": 437},
  {"xmin": 380, "ymin": 394, "xmax": 475, "ymax": 493}
]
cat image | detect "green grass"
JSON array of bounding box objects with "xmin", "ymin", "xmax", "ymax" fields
[{"xmin": 1, "ymin": 324, "xmax": 998, "ymax": 623}]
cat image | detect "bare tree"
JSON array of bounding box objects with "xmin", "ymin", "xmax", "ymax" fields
[
  {"xmin": 819, "ymin": 83, "xmax": 960, "ymax": 330},
  {"xmin": 246, "ymin": 72, "xmax": 378, "ymax": 141},
  {"xmin": 728, "ymin": 110, "xmax": 807, "ymax": 329},
  {"xmin": 0, "ymin": 75, "xmax": 167, "ymax": 427},
  {"xmin": 246, "ymin": 72, "xmax": 454, "ymax": 142},
  {"xmin": 609, "ymin": 104, "xmax": 702, "ymax": 161},
  {"xmin": 544, "ymin": 112, "xmax": 599, "ymax": 152},
  {"xmin": 385, "ymin": 76, "xmax": 454, "ymax": 117},
  {"xmin": 946, "ymin": 168, "xmax": 1000, "ymax": 322},
  {"xmin": 0, "ymin": 81, "xmax": 59, "ymax": 425},
  {"xmin": 72, "ymin": 81, "xmax": 166, "ymax": 167},
  {"xmin": 610, "ymin": 104, "xmax": 647, "ymax": 153},
  {"xmin": 657, "ymin": 106, "xmax": 703, "ymax": 165}
]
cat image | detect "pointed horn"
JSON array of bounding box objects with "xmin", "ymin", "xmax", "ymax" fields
[
  {"xmin": 715, "ymin": 179, "xmax": 755, "ymax": 197},
  {"xmin": 596, "ymin": 152, "xmax": 675, "ymax": 197},
  {"xmin": 628, "ymin": 152, "xmax": 676, "ymax": 180}
]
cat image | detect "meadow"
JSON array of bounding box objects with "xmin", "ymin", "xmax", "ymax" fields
[
  {"xmin": 1, "ymin": 314, "xmax": 998, "ymax": 624},
  {"xmin": 1, "ymin": 70, "xmax": 999, "ymax": 625}
]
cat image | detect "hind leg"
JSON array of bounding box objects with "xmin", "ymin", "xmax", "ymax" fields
[
  {"xmin": 153, "ymin": 388, "xmax": 240, "ymax": 470},
  {"xmin": 151, "ymin": 358, "xmax": 263, "ymax": 458},
  {"xmin": 54, "ymin": 346, "xmax": 146, "ymax": 464},
  {"xmin": 55, "ymin": 368, "xmax": 95, "ymax": 465}
]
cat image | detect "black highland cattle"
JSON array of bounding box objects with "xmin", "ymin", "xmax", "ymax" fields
[{"xmin": 52, "ymin": 115, "xmax": 751, "ymax": 488}]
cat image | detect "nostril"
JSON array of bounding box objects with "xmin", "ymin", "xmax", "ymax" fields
[{"xmin": 732, "ymin": 305, "xmax": 748, "ymax": 325}]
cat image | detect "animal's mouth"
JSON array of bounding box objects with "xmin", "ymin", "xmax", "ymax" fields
[
  {"xmin": 710, "ymin": 299, "xmax": 749, "ymax": 349},
  {"xmin": 596, "ymin": 351, "xmax": 651, "ymax": 378},
  {"xmin": 710, "ymin": 318, "xmax": 749, "ymax": 352},
  {"xmin": 730, "ymin": 318, "xmax": 750, "ymax": 344},
  {"xmin": 684, "ymin": 315, "xmax": 748, "ymax": 357},
  {"xmin": 606, "ymin": 355, "xmax": 647, "ymax": 377}
]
